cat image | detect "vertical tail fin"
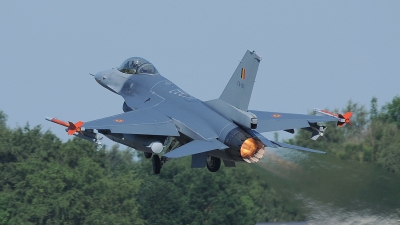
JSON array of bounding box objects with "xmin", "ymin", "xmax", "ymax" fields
[{"xmin": 219, "ymin": 50, "xmax": 261, "ymax": 111}]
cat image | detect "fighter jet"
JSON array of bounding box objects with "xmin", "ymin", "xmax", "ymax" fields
[{"xmin": 46, "ymin": 50, "xmax": 351, "ymax": 174}]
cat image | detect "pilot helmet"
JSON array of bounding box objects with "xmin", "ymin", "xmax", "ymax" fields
[{"xmin": 132, "ymin": 59, "xmax": 141, "ymax": 67}]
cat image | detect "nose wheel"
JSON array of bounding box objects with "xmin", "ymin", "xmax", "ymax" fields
[{"xmin": 206, "ymin": 156, "xmax": 221, "ymax": 172}]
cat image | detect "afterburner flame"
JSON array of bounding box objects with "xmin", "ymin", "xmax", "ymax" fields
[{"xmin": 240, "ymin": 138, "xmax": 265, "ymax": 163}]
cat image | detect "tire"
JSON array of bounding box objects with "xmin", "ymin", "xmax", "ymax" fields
[
  {"xmin": 152, "ymin": 155, "xmax": 161, "ymax": 174},
  {"xmin": 206, "ymin": 156, "xmax": 221, "ymax": 172},
  {"xmin": 144, "ymin": 152, "xmax": 152, "ymax": 159}
]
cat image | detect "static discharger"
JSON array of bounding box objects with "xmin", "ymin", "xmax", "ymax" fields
[
  {"xmin": 240, "ymin": 137, "xmax": 265, "ymax": 163},
  {"xmin": 46, "ymin": 117, "xmax": 84, "ymax": 135}
]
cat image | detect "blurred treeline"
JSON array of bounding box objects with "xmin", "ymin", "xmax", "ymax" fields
[
  {"xmin": 0, "ymin": 111, "xmax": 304, "ymax": 225},
  {"xmin": 288, "ymin": 96, "xmax": 400, "ymax": 173}
]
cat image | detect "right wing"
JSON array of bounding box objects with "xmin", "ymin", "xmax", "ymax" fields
[
  {"xmin": 82, "ymin": 109, "xmax": 179, "ymax": 136},
  {"xmin": 250, "ymin": 110, "xmax": 339, "ymax": 133}
]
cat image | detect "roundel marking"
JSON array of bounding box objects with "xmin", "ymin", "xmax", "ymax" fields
[
  {"xmin": 115, "ymin": 119, "xmax": 124, "ymax": 123},
  {"xmin": 272, "ymin": 114, "xmax": 281, "ymax": 118}
]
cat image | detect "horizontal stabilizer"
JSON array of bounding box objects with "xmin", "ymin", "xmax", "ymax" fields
[
  {"xmin": 271, "ymin": 141, "xmax": 326, "ymax": 154},
  {"xmin": 82, "ymin": 109, "xmax": 179, "ymax": 136},
  {"xmin": 247, "ymin": 129, "xmax": 324, "ymax": 153},
  {"xmin": 164, "ymin": 139, "xmax": 228, "ymax": 158}
]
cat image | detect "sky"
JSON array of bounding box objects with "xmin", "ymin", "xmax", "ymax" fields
[{"xmin": 1, "ymin": 1, "xmax": 399, "ymax": 143}]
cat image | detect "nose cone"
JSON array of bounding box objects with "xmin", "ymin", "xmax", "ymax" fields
[
  {"xmin": 94, "ymin": 71, "xmax": 104, "ymax": 83},
  {"xmin": 94, "ymin": 70, "xmax": 110, "ymax": 88},
  {"xmin": 93, "ymin": 69, "xmax": 119, "ymax": 94}
]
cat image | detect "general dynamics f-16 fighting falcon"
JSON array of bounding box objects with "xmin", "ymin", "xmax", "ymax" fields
[{"xmin": 46, "ymin": 50, "xmax": 352, "ymax": 174}]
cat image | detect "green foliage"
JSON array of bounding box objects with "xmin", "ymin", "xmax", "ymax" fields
[
  {"xmin": 370, "ymin": 97, "xmax": 378, "ymax": 120},
  {"xmin": 135, "ymin": 158, "xmax": 304, "ymax": 225},
  {"xmin": 0, "ymin": 111, "xmax": 6, "ymax": 129},
  {"xmin": 379, "ymin": 95, "xmax": 400, "ymax": 128},
  {"xmin": 0, "ymin": 115, "xmax": 144, "ymax": 225},
  {"xmin": 0, "ymin": 110, "xmax": 304, "ymax": 224},
  {"xmin": 1, "ymin": 94, "xmax": 399, "ymax": 224},
  {"xmin": 288, "ymin": 97, "xmax": 400, "ymax": 173}
]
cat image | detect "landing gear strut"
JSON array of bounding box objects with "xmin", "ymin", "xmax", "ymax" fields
[
  {"xmin": 206, "ymin": 156, "xmax": 221, "ymax": 172},
  {"xmin": 152, "ymin": 155, "xmax": 161, "ymax": 174},
  {"xmin": 152, "ymin": 155, "xmax": 169, "ymax": 174}
]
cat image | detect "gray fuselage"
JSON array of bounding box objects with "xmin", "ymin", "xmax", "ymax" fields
[{"xmin": 94, "ymin": 68, "xmax": 244, "ymax": 161}]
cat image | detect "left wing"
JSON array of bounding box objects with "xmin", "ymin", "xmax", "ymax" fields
[
  {"xmin": 82, "ymin": 109, "xmax": 179, "ymax": 136},
  {"xmin": 250, "ymin": 110, "xmax": 338, "ymax": 133}
]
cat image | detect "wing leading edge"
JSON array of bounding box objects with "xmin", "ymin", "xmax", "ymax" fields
[{"xmin": 82, "ymin": 109, "xmax": 179, "ymax": 136}]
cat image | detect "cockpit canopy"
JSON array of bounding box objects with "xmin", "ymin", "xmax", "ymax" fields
[{"xmin": 118, "ymin": 57, "xmax": 159, "ymax": 75}]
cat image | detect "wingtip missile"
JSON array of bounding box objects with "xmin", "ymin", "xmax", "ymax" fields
[
  {"xmin": 46, "ymin": 117, "xmax": 70, "ymax": 127},
  {"xmin": 46, "ymin": 116, "xmax": 102, "ymax": 146},
  {"xmin": 313, "ymin": 108, "xmax": 352, "ymax": 127},
  {"xmin": 46, "ymin": 117, "xmax": 84, "ymax": 135},
  {"xmin": 337, "ymin": 111, "xmax": 353, "ymax": 127}
]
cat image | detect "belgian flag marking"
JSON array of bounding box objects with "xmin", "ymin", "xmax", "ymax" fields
[{"xmin": 241, "ymin": 68, "xmax": 246, "ymax": 79}]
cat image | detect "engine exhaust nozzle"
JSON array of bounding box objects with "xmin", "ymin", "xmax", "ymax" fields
[{"xmin": 240, "ymin": 137, "xmax": 265, "ymax": 163}]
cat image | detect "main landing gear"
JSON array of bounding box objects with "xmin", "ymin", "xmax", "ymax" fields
[
  {"xmin": 144, "ymin": 152, "xmax": 167, "ymax": 174},
  {"xmin": 150, "ymin": 154, "xmax": 168, "ymax": 174},
  {"xmin": 206, "ymin": 155, "xmax": 221, "ymax": 172},
  {"xmin": 152, "ymin": 155, "xmax": 161, "ymax": 174}
]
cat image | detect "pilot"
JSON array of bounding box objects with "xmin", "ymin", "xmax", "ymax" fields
[{"xmin": 129, "ymin": 59, "xmax": 141, "ymax": 74}]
